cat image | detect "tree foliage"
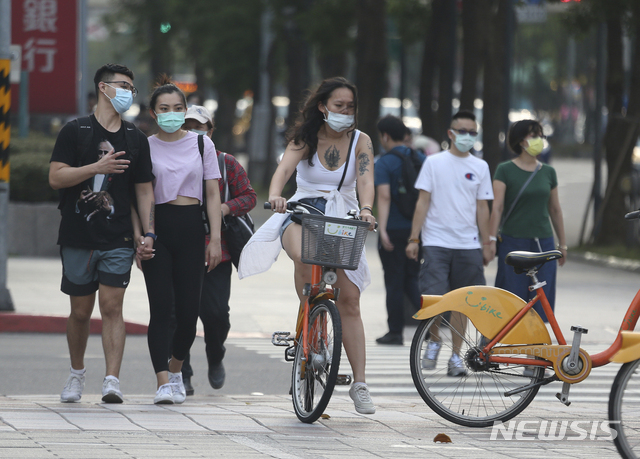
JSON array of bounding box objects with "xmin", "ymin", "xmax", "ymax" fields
[
  {"xmin": 387, "ymin": 0, "xmax": 430, "ymax": 45},
  {"xmin": 557, "ymin": 0, "xmax": 640, "ymax": 245},
  {"xmin": 105, "ymin": 0, "xmax": 263, "ymax": 152}
]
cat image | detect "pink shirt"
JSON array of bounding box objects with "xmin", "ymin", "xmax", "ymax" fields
[{"xmin": 148, "ymin": 131, "xmax": 221, "ymax": 204}]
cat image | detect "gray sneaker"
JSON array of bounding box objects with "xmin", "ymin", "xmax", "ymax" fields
[
  {"xmin": 61, "ymin": 371, "xmax": 85, "ymax": 403},
  {"xmin": 447, "ymin": 353, "xmax": 468, "ymax": 377},
  {"xmin": 422, "ymin": 340, "xmax": 442, "ymax": 370},
  {"xmin": 101, "ymin": 376, "xmax": 123, "ymax": 403},
  {"xmin": 349, "ymin": 383, "xmax": 376, "ymax": 414},
  {"xmin": 168, "ymin": 372, "xmax": 186, "ymax": 404}
]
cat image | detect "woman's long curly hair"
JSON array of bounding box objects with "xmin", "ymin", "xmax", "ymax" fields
[
  {"xmin": 286, "ymin": 76, "xmax": 358, "ymax": 166},
  {"xmin": 149, "ymin": 74, "xmax": 187, "ymax": 111}
]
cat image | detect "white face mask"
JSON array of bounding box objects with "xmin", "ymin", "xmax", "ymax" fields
[{"xmin": 324, "ymin": 106, "xmax": 354, "ymax": 132}]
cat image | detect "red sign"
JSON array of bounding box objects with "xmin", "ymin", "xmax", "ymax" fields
[{"xmin": 11, "ymin": 0, "xmax": 78, "ymax": 114}]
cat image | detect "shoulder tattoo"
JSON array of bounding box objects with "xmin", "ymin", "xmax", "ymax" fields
[{"xmin": 358, "ymin": 153, "xmax": 371, "ymax": 176}]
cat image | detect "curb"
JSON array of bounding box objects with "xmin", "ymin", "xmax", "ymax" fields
[
  {"xmin": 568, "ymin": 251, "xmax": 640, "ymax": 273},
  {"xmin": 0, "ymin": 313, "xmax": 148, "ymax": 335}
]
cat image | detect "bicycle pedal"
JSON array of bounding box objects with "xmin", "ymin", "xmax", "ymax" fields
[
  {"xmin": 556, "ymin": 381, "xmax": 572, "ymax": 406},
  {"xmin": 272, "ymin": 331, "xmax": 293, "ymax": 346},
  {"xmin": 336, "ymin": 374, "xmax": 352, "ymax": 385},
  {"xmin": 284, "ymin": 345, "xmax": 296, "ymax": 362}
]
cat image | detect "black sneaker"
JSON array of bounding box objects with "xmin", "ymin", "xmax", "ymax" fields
[
  {"xmin": 375, "ymin": 332, "xmax": 403, "ymax": 345},
  {"xmin": 183, "ymin": 377, "xmax": 195, "ymax": 396},
  {"xmin": 208, "ymin": 362, "xmax": 226, "ymax": 390}
]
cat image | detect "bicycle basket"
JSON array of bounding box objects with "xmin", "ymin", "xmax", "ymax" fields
[{"xmin": 300, "ymin": 214, "xmax": 370, "ymax": 270}]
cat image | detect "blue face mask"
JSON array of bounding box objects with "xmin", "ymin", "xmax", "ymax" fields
[
  {"xmin": 190, "ymin": 129, "xmax": 208, "ymax": 136},
  {"xmin": 104, "ymin": 84, "xmax": 133, "ymax": 114},
  {"xmin": 155, "ymin": 111, "xmax": 186, "ymax": 134}
]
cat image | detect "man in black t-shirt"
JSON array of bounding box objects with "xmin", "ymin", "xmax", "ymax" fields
[{"xmin": 49, "ymin": 63, "xmax": 155, "ymax": 404}]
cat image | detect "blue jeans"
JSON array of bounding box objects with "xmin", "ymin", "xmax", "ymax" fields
[{"xmin": 495, "ymin": 234, "xmax": 557, "ymax": 322}]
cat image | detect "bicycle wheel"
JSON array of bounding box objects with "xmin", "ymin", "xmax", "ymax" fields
[
  {"xmin": 410, "ymin": 312, "xmax": 545, "ymax": 427},
  {"xmin": 609, "ymin": 359, "xmax": 640, "ymax": 459},
  {"xmin": 291, "ymin": 299, "xmax": 342, "ymax": 423}
]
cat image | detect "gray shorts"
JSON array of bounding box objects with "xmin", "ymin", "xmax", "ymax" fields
[
  {"xmin": 419, "ymin": 246, "xmax": 485, "ymax": 295},
  {"xmin": 60, "ymin": 246, "xmax": 135, "ymax": 296}
]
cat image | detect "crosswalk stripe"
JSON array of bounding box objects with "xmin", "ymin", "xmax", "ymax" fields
[{"xmin": 227, "ymin": 338, "xmax": 620, "ymax": 403}]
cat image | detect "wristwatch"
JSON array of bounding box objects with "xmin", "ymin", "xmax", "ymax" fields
[{"xmin": 144, "ymin": 232, "xmax": 157, "ymax": 241}]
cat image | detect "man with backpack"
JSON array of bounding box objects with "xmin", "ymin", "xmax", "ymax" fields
[
  {"xmin": 374, "ymin": 115, "xmax": 426, "ymax": 345},
  {"xmin": 49, "ymin": 63, "xmax": 155, "ymax": 403}
]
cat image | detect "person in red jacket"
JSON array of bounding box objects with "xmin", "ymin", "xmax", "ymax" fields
[{"xmin": 180, "ymin": 105, "xmax": 257, "ymax": 394}]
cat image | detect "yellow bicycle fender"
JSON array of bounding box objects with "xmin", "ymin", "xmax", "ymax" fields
[
  {"xmin": 412, "ymin": 286, "xmax": 551, "ymax": 345},
  {"xmin": 610, "ymin": 331, "xmax": 640, "ymax": 363}
]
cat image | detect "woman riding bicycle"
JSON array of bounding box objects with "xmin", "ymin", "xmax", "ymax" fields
[{"xmin": 239, "ymin": 77, "xmax": 377, "ymax": 414}]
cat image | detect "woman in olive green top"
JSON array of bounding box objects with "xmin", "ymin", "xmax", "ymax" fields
[{"xmin": 488, "ymin": 119, "xmax": 567, "ymax": 322}]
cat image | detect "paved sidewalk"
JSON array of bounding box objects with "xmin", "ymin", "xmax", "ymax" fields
[{"xmin": 0, "ymin": 394, "xmax": 618, "ymax": 458}]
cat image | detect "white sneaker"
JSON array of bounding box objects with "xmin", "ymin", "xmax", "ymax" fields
[
  {"xmin": 422, "ymin": 340, "xmax": 442, "ymax": 370},
  {"xmin": 349, "ymin": 383, "xmax": 376, "ymax": 414},
  {"xmin": 154, "ymin": 384, "xmax": 174, "ymax": 404},
  {"xmin": 447, "ymin": 353, "xmax": 468, "ymax": 377},
  {"xmin": 61, "ymin": 371, "xmax": 85, "ymax": 403},
  {"xmin": 101, "ymin": 376, "xmax": 123, "ymax": 403},
  {"xmin": 168, "ymin": 372, "xmax": 186, "ymax": 404}
]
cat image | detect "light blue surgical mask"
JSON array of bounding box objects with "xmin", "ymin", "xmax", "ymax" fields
[
  {"xmin": 104, "ymin": 84, "xmax": 133, "ymax": 114},
  {"xmin": 451, "ymin": 131, "xmax": 476, "ymax": 153},
  {"xmin": 190, "ymin": 129, "xmax": 208, "ymax": 136},
  {"xmin": 155, "ymin": 111, "xmax": 186, "ymax": 134}
]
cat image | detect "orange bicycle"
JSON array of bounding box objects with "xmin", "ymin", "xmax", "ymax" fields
[
  {"xmin": 410, "ymin": 210, "xmax": 640, "ymax": 458},
  {"xmin": 270, "ymin": 201, "xmax": 372, "ymax": 423}
]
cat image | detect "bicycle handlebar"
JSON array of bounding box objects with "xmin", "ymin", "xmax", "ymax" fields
[
  {"xmin": 263, "ymin": 202, "xmax": 378, "ymax": 229},
  {"xmin": 263, "ymin": 201, "xmax": 307, "ymax": 211}
]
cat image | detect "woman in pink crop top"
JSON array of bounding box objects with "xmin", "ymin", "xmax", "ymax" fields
[
  {"xmin": 135, "ymin": 76, "xmax": 222, "ymax": 405},
  {"xmin": 267, "ymin": 77, "xmax": 377, "ymax": 415}
]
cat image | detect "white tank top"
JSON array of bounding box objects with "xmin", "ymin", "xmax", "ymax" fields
[{"xmin": 296, "ymin": 130, "xmax": 360, "ymax": 191}]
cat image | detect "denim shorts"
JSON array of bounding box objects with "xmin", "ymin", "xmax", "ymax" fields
[
  {"xmin": 60, "ymin": 246, "xmax": 135, "ymax": 296},
  {"xmin": 280, "ymin": 197, "xmax": 327, "ymax": 242}
]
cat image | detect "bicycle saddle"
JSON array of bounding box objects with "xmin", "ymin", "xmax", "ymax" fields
[{"xmin": 505, "ymin": 250, "xmax": 563, "ymax": 271}]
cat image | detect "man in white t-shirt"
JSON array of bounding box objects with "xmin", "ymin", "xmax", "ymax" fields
[{"xmin": 406, "ymin": 110, "xmax": 494, "ymax": 376}]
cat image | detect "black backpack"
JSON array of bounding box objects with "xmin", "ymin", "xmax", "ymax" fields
[
  {"xmin": 58, "ymin": 116, "xmax": 141, "ymax": 210},
  {"xmin": 388, "ymin": 148, "xmax": 424, "ymax": 220}
]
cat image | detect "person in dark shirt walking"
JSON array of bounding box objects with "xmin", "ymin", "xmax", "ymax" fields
[{"xmin": 374, "ymin": 115, "xmax": 425, "ymax": 345}]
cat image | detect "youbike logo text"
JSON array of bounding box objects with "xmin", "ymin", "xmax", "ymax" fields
[
  {"xmin": 489, "ymin": 420, "xmax": 617, "ymax": 441},
  {"xmin": 324, "ymin": 222, "xmax": 357, "ymax": 239}
]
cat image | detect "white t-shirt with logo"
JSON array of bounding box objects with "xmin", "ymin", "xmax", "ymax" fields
[{"xmin": 414, "ymin": 150, "xmax": 493, "ymax": 249}]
